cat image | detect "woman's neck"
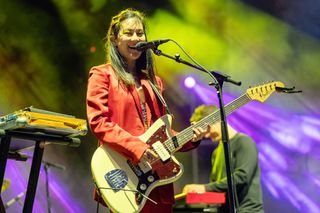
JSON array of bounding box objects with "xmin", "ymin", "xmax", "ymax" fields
[
  {"xmin": 127, "ymin": 61, "xmax": 141, "ymax": 87},
  {"xmin": 127, "ymin": 60, "xmax": 136, "ymax": 74}
]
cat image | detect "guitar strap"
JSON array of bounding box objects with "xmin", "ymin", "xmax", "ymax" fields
[{"xmin": 147, "ymin": 79, "xmax": 171, "ymax": 115}]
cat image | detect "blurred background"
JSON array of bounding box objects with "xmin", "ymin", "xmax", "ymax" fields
[{"xmin": 0, "ymin": 0, "xmax": 319, "ymax": 212}]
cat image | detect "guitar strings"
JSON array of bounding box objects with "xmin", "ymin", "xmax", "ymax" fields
[
  {"xmin": 164, "ymin": 94, "xmax": 251, "ymax": 153},
  {"xmin": 143, "ymin": 94, "xmax": 252, "ymax": 168}
]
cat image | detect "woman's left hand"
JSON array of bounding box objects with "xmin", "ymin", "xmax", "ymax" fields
[{"xmin": 191, "ymin": 126, "xmax": 208, "ymax": 143}]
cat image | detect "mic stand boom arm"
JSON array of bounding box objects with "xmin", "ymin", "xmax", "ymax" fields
[
  {"xmin": 152, "ymin": 49, "xmax": 241, "ymax": 86},
  {"xmin": 152, "ymin": 48, "xmax": 239, "ymax": 213}
]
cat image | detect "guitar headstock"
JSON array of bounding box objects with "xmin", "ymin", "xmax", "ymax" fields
[{"xmin": 246, "ymin": 81, "xmax": 285, "ymax": 102}]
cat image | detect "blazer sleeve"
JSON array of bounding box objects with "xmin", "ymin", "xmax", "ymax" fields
[{"xmin": 86, "ymin": 66, "xmax": 149, "ymax": 164}]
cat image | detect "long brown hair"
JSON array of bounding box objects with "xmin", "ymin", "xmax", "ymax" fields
[{"xmin": 105, "ymin": 8, "xmax": 157, "ymax": 88}]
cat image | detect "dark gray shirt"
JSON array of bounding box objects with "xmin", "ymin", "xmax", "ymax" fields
[{"xmin": 205, "ymin": 133, "xmax": 264, "ymax": 213}]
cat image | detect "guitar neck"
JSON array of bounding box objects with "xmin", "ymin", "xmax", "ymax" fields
[{"xmin": 164, "ymin": 93, "xmax": 252, "ymax": 153}]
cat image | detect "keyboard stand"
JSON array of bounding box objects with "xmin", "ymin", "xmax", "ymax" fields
[{"xmin": 0, "ymin": 130, "xmax": 80, "ymax": 212}]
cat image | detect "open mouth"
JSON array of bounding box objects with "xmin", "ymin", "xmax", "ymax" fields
[
  {"xmin": 128, "ymin": 45, "xmax": 141, "ymax": 54},
  {"xmin": 128, "ymin": 45, "xmax": 138, "ymax": 51}
]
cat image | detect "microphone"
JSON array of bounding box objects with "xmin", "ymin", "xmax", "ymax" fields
[{"xmin": 129, "ymin": 39, "xmax": 170, "ymax": 51}]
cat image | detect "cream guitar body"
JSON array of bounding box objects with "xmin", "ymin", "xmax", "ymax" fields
[{"xmin": 91, "ymin": 114, "xmax": 183, "ymax": 213}]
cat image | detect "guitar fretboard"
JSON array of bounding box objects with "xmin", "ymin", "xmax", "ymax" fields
[{"xmin": 164, "ymin": 94, "xmax": 251, "ymax": 153}]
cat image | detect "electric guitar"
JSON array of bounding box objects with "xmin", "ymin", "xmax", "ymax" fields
[{"xmin": 91, "ymin": 81, "xmax": 284, "ymax": 213}]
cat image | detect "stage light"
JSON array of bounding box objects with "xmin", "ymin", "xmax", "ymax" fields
[{"xmin": 184, "ymin": 76, "xmax": 196, "ymax": 88}]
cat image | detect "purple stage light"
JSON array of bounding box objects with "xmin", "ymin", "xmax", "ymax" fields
[
  {"xmin": 184, "ymin": 76, "xmax": 196, "ymax": 88},
  {"xmin": 301, "ymin": 118, "xmax": 320, "ymax": 141},
  {"xmin": 259, "ymin": 144, "xmax": 288, "ymax": 170},
  {"xmin": 262, "ymin": 176, "xmax": 280, "ymax": 199}
]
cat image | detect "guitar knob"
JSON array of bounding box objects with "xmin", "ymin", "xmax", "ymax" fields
[
  {"xmin": 173, "ymin": 167, "xmax": 177, "ymax": 174},
  {"xmin": 147, "ymin": 175, "xmax": 155, "ymax": 182},
  {"xmin": 140, "ymin": 184, "xmax": 147, "ymax": 191}
]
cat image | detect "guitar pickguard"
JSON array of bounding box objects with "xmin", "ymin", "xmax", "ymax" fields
[
  {"xmin": 144, "ymin": 125, "xmax": 181, "ymax": 179},
  {"xmin": 126, "ymin": 124, "xmax": 182, "ymax": 204}
]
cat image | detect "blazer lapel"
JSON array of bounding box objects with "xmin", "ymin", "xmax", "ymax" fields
[
  {"xmin": 142, "ymin": 80, "xmax": 162, "ymax": 120},
  {"xmin": 129, "ymin": 86, "xmax": 144, "ymax": 125}
]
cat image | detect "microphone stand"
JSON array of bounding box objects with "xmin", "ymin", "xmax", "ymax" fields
[
  {"xmin": 152, "ymin": 48, "xmax": 240, "ymax": 213},
  {"xmin": 152, "ymin": 49, "xmax": 241, "ymax": 86},
  {"xmin": 42, "ymin": 160, "xmax": 66, "ymax": 213}
]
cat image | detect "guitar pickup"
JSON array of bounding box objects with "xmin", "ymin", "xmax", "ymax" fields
[{"xmin": 152, "ymin": 141, "xmax": 171, "ymax": 162}]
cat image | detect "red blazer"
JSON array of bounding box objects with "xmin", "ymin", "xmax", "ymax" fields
[{"xmin": 86, "ymin": 64, "xmax": 198, "ymax": 205}]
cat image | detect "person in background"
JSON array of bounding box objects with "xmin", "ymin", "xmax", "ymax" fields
[
  {"xmin": 183, "ymin": 104, "xmax": 264, "ymax": 213},
  {"xmin": 86, "ymin": 8, "xmax": 207, "ymax": 213}
]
